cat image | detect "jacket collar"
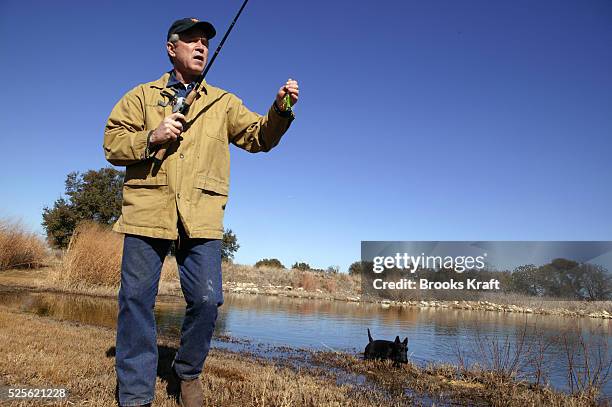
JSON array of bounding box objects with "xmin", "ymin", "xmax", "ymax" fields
[
  {"xmin": 149, "ymin": 71, "xmax": 208, "ymax": 95},
  {"xmin": 167, "ymin": 70, "xmax": 193, "ymax": 89}
]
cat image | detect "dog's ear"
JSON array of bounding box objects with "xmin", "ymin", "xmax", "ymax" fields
[
  {"xmin": 403, "ymin": 337, "xmax": 408, "ymax": 345},
  {"xmin": 394, "ymin": 336, "xmax": 400, "ymax": 344}
]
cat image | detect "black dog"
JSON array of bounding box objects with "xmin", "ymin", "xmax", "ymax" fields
[{"xmin": 364, "ymin": 328, "xmax": 408, "ymax": 366}]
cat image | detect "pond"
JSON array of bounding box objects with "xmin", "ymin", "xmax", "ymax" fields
[{"xmin": 0, "ymin": 289, "xmax": 609, "ymax": 397}]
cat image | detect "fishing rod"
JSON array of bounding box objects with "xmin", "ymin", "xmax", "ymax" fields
[
  {"xmin": 155, "ymin": 0, "xmax": 251, "ymax": 160},
  {"xmin": 202, "ymin": 0, "xmax": 249, "ymax": 80}
]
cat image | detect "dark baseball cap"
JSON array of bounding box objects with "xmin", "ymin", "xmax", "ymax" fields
[{"xmin": 167, "ymin": 18, "xmax": 216, "ymax": 41}]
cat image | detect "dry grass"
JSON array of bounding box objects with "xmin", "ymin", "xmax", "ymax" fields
[
  {"xmin": 0, "ymin": 306, "xmax": 409, "ymax": 406},
  {"xmin": 222, "ymin": 262, "xmax": 360, "ymax": 294},
  {"xmin": 299, "ymin": 272, "xmax": 317, "ymax": 291},
  {"xmin": 49, "ymin": 222, "xmax": 179, "ymax": 290},
  {"xmin": 0, "ymin": 267, "xmax": 50, "ymax": 290},
  {"xmin": 0, "ymin": 218, "xmax": 49, "ymax": 270},
  {"xmin": 315, "ymin": 352, "xmax": 606, "ymax": 407},
  {"xmin": 452, "ymin": 323, "xmax": 611, "ymax": 405},
  {"xmin": 160, "ymin": 258, "xmax": 179, "ymax": 283},
  {"xmin": 222, "ymin": 262, "xmax": 297, "ymax": 286},
  {"xmin": 50, "ymin": 221, "xmax": 123, "ymax": 288}
]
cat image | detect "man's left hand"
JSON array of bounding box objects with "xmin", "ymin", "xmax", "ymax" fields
[{"xmin": 276, "ymin": 78, "xmax": 299, "ymax": 111}]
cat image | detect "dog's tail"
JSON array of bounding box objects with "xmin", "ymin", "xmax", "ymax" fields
[{"xmin": 367, "ymin": 328, "xmax": 373, "ymax": 343}]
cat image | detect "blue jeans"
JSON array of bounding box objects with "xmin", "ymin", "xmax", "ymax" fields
[{"xmin": 115, "ymin": 231, "xmax": 223, "ymax": 406}]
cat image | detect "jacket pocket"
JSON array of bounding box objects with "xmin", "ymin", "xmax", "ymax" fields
[
  {"xmin": 194, "ymin": 175, "xmax": 228, "ymax": 196},
  {"xmin": 192, "ymin": 176, "xmax": 229, "ymax": 233},
  {"xmin": 124, "ymin": 171, "xmax": 169, "ymax": 186},
  {"xmin": 122, "ymin": 172, "xmax": 169, "ymax": 229}
]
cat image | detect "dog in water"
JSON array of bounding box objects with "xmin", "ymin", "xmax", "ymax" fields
[{"xmin": 364, "ymin": 328, "xmax": 408, "ymax": 366}]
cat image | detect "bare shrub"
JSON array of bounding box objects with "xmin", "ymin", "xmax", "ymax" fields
[
  {"xmin": 456, "ymin": 321, "xmax": 534, "ymax": 381},
  {"xmin": 54, "ymin": 221, "xmax": 123, "ymax": 288},
  {"xmin": 0, "ymin": 218, "xmax": 49, "ymax": 270},
  {"xmin": 298, "ymin": 272, "xmax": 318, "ymax": 291},
  {"xmin": 456, "ymin": 322, "xmax": 611, "ymax": 403},
  {"xmin": 561, "ymin": 328, "xmax": 611, "ymax": 399},
  {"xmin": 323, "ymin": 278, "xmax": 337, "ymax": 293}
]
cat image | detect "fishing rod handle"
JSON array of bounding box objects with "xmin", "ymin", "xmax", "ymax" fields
[{"xmin": 153, "ymin": 91, "xmax": 197, "ymax": 161}]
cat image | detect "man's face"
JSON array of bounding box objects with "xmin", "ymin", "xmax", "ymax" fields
[{"xmin": 167, "ymin": 27, "xmax": 209, "ymax": 77}]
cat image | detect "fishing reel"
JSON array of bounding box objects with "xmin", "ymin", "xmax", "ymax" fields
[
  {"xmin": 158, "ymin": 91, "xmax": 190, "ymax": 115},
  {"xmin": 172, "ymin": 96, "xmax": 188, "ymax": 114}
]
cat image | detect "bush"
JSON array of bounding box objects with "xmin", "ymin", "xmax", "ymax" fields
[
  {"xmin": 54, "ymin": 221, "xmax": 123, "ymax": 287},
  {"xmin": 348, "ymin": 261, "xmax": 364, "ymax": 275},
  {"xmin": 292, "ymin": 262, "xmax": 311, "ymax": 271},
  {"xmin": 325, "ymin": 265, "xmax": 339, "ymax": 274},
  {"xmin": 0, "ymin": 218, "xmax": 49, "ymax": 270},
  {"xmin": 255, "ymin": 258, "xmax": 285, "ymax": 269}
]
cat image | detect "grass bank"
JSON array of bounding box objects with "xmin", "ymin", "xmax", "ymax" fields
[{"xmin": 0, "ymin": 306, "xmax": 604, "ymax": 406}]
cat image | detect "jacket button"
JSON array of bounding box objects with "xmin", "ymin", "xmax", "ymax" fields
[
  {"xmin": 180, "ymin": 153, "xmax": 184, "ymax": 159},
  {"xmin": 177, "ymin": 193, "xmax": 181, "ymax": 199}
]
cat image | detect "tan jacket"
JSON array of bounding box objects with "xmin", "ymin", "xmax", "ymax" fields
[{"xmin": 103, "ymin": 72, "xmax": 293, "ymax": 240}]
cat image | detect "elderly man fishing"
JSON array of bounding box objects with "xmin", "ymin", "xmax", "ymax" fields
[{"xmin": 103, "ymin": 12, "xmax": 299, "ymax": 407}]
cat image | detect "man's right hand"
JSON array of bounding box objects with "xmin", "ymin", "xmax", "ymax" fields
[{"xmin": 149, "ymin": 113, "xmax": 186, "ymax": 145}]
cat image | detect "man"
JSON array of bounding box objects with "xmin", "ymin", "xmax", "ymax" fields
[{"xmin": 103, "ymin": 17, "xmax": 299, "ymax": 407}]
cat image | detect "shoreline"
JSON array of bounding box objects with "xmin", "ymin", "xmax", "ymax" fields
[
  {"xmin": 223, "ymin": 280, "xmax": 612, "ymax": 320},
  {"xmin": 0, "ymin": 267, "xmax": 610, "ymax": 321}
]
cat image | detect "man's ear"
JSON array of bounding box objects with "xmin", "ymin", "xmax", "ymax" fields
[{"xmin": 167, "ymin": 41, "xmax": 176, "ymax": 58}]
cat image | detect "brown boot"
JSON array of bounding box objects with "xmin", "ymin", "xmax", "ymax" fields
[{"xmin": 178, "ymin": 377, "xmax": 203, "ymax": 407}]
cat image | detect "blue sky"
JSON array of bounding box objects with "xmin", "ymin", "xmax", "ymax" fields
[{"xmin": 0, "ymin": 0, "xmax": 610, "ymax": 272}]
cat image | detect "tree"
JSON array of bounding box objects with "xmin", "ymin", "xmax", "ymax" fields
[
  {"xmin": 42, "ymin": 167, "xmax": 124, "ymax": 248},
  {"xmin": 538, "ymin": 258, "xmax": 581, "ymax": 299},
  {"xmin": 509, "ymin": 264, "xmax": 540, "ymax": 296},
  {"xmin": 580, "ymin": 263, "xmax": 611, "ymax": 301},
  {"xmin": 255, "ymin": 258, "xmax": 285, "ymax": 269},
  {"xmin": 325, "ymin": 265, "xmax": 339, "ymax": 274},
  {"xmin": 41, "ymin": 198, "xmax": 79, "ymax": 249},
  {"xmin": 348, "ymin": 261, "xmax": 364, "ymax": 275},
  {"xmin": 292, "ymin": 262, "xmax": 311, "ymax": 271},
  {"xmin": 221, "ymin": 229, "xmax": 239, "ymax": 260},
  {"xmin": 508, "ymin": 259, "xmax": 612, "ymax": 300}
]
